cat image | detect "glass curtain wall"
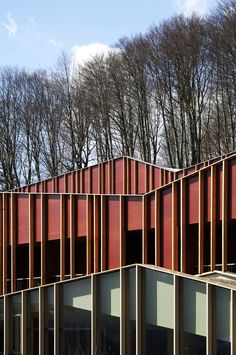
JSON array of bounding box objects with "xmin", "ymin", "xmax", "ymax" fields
[
  {"xmin": 180, "ymin": 279, "xmax": 206, "ymax": 354},
  {"xmin": 142, "ymin": 269, "xmax": 174, "ymax": 355},
  {"xmin": 27, "ymin": 290, "xmax": 39, "ymax": 355},
  {"xmin": 9, "ymin": 294, "xmax": 22, "ymax": 355},
  {"xmin": 44, "ymin": 286, "xmax": 54, "ymax": 355},
  {"xmin": 60, "ymin": 278, "xmax": 91, "ymax": 355},
  {"xmin": 126, "ymin": 268, "xmax": 136, "ymax": 355},
  {"xmin": 0, "ymin": 298, "xmax": 3, "ymax": 355},
  {"xmin": 213, "ymin": 286, "xmax": 231, "ymax": 355},
  {"xmin": 97, "ymin": 271, "xmax": 120, "ymax": 354}
]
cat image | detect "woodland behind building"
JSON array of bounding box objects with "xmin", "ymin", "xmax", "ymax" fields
[{"xmin": 0, "ymin": 0, "xmax": 236, "ymax": 190}]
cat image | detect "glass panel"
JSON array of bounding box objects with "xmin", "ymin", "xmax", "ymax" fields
[
  {"xmin": 44, "ymin": 286, "xmax": 54, "ymax": 355},
  {"xmin": 213, "ymin": 287, "xmax": 231, "ymax": 355},
  {"xmin": 9, "ymin": 294, "xmax": 22, "ymax": 355},
  {"xmin": 97, "ymin": 271, "xmax": 120, "ymax": 354},
  {"xmin": 27, "ymin": 290, "xmax": 39, "ymax": 355},
  {"xmin": 60, "ymin": 278, "xmax": 91, "ymax": 355},
  {"xmin": 126, "ymin": 268, "xmax": 136, "ymax": 355},
  {"xmin": 0, "ymin": 298, "xmax": 3, "ymax": 355},
  {"xmin": 143, "ymin": 269, "xmax": 174, "ymax": 355},
  {"xmin": 180, "ymin": 278, "xmax": 206, "ymax": 354}
]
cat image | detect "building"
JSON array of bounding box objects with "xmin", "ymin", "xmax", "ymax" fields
[{"xmin": 0, "ymin": 152, "xmax": 236, "ymax": 354}]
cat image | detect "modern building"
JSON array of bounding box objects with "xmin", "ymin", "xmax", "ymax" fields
[{"xmin": 0, "ymin": 152, "xmax": 236, "ymax": 354}]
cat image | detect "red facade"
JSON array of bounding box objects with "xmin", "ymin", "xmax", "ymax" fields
[{"xmin": 1, "ymin": 151, "xmax": 236, "ymax": 295}]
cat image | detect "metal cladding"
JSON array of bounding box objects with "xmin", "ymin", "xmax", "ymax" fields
[{"xmin": 0, "ymin": 152, "xmax": 236, "ymax": 295}]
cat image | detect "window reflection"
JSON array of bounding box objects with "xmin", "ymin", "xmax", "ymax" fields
[
  {"xmin": 97, "ymin": 271, "xmax": 120, "ymax": 355},
  {"xmin": 213, "ymin": 287, "xmax": 231, "ymax": 355},
  {"xmin": 60, "ymin": 278, "xmax": 91, "ymax": 355},
  {"xmin": 0, "ymin": 298, "xmax": 3, "ymax": 355},
  {"xmin": 180, "ymin": 279, "xmax": 206, "ymax": 355},
  {"xmin": 44, "ymin": 286, "xmax": 54, "ymax": 355},
  {"xmin": 142, "ymin": 269, "xmax": 174, "ymax": 355},
  {"xmin": 9, "ymin": 294, "xmax": 22, "ymax": 355},
  {"xmin": 126, "ymin": 268, "xmax": 136, "ymax": 355},
  {"xmin": 27, "ymin": 290, "xmax": 39, "ymax": 355}
]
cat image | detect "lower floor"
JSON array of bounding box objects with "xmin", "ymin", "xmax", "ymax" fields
[{"xmin": 0, "ymin": 264, "xmax": 235, "ymax": 354}]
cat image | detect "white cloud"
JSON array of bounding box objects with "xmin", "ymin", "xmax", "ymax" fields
[
  {"xmin": 71, "ymin": 43, "xmax": 115, "ymax": 67},
  {"xmin": 47, "ymin": 37, "xmax": 63, "ymax": 49},
  {"xmin": 173, "ymin": 0, "xmax": 210, "ymax": 16},
  {"xmin": 3, "ymin": 11, "xmax": 17, "ymax": 37}
]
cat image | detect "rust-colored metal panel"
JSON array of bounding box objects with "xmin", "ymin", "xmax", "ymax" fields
[
  {"xmin": 187, "ymin": 176, "xmax": 199, "ymax": 224},
  {"xmin": 37, "ymin": 182, "xmax": 43, "ymax": 192},
  {"xmin": 229, "ymin": 159, "xmax": 236, "ymax": 220},
  {"xmin": 185, "ymin": 167, "xmax": 196, "ymax": 175},
  {"xmin": 83, "ymin": 169, "xmax": 89, "ymax": 193},
  {"xmin": 204, "ymin": 169, "xmax": 211, "ymax": 223},
  {"xmin": 177, "ymin": 171, "xmax": 183, "ymax": 179},
  {"xmin": 8, "ymin": 195, "xmax": 12, "ymax": 246},
  {"xmin": 65, "ymin": 195, "xmax": 70, "ymax": 238},
  {"xmin": 137, "ymin": 162, "xmax": 145, "ymax": 194},
  {"xmin": 104, "ymin": 162, "xmax": 109, "ymax": 194},
  {"xmin": 161, "ymin": 187, "xmax": 172, "ymax": 269},
  {"xmin": 47, "ymin": 195, "xmax": 60, "ymax": 240},
  {"xmin": 30, "ymin": 184, "xmax": 37, "ymax": 193},
  {"xmin": 75, "ymin": 195, "xmax": 87, "ymax": 237},
  {"xmin": 17, "ymin": 195, "xmax": 29, "ymax": 244},
  {"xmin": 67, "ymin": 173, "xmax": 72, "ymax": 193},
  {"xmin": 107, "ymin": 196, "xmax": 120, "ymax": 269},
  {"xmin": 35, "ymin": 195, "xmax": 41, "ymax": 242},
  {"xmin": 129, "ymin": 159, "xmax": 135, "ymax": 194},
  {"xmin": 153, "ymin": 167, "xmax": 160, "ymax": 189},
  {"xmin": 45, "ymin": 179, "xmax": 53, "ymax": 193},
  {"xmin": 91, "ymin": 166, "xmax": 99, "ymax": 194},
  {"xmin": 58, "ymin": 176, "xmax": 64, "ymax": 193},
  {"xmin": 114, "ymin": 158, "xmax": 123, "ymax": 194},
  {"xmin": 216, "ymin": 164, "xmax": 222, "ymax": 221},
  {"xmin": 126, "ymin": 196, "xmax": 142, "ymax": 231},
  {"xmin": 148, "ymin": 193, "xmax": 155, "ymax": 229}
]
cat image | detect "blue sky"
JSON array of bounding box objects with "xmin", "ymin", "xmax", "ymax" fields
[{"xmin": 0, "ymin": 0, "xmax": 218, "ymax": 69}]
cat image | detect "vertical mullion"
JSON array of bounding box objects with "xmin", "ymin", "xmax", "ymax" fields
[
  {"xmin": 94, "ymin": 195, "xmax": 100, "ymax": 273},
  {"xmin": 101, "ymin": 196, "xmax": 106, "ymax": 271},
  {"xmin": 198, "ymin": 170, "xmax": 204, "ymax": 274},
  {"xmin": 142, "ymin": 196, "xmax": 148, "ymax": 264},
  {"xmin": 222, "ymin": 160, "xmax": 228, "ymax": 272},
  {"xmin": 155, "ymin": 190, "xmax": 160, "ymax": 266},
  {"xmin": 60, "ymin": 195, "xmax": 65, "ymax": 281},
  {"xmin": 70, "ymin": 194, "xmax": 75, "ymax": 278},
  {"xmin": 87, "ymin": 195, "xmax": 92, "ymax": 275},
  {"xmin": 180, "ymin": 179, "xmax": 186, "ymax": 273},
  {"xmin": 172, "ymin": 182, "xmax": 178, "ymax": 271},
  {"xmin": 120, "ymin": 196, "xmax": 126, "ymax": 267},
  {"xmin": 3, "ymin": 193, "xmax": 8, "ymax": 294},
  {"xmin": 41, "ymin": 194, "xmax": 46, "ymax": 286},
  {"xmin": 11, "ymin": 193, "xmax": 16, "ymax": 293},
  {"xmin": 0, "ymin": 194, "xmax": 3, "ymax": 295},
  {"xmin": 29, "ymin": 194, "xmax": 34, "ymax": 289},
  {"xmin": 210, "ymin": 165, "xmax": 216, "ymax": 271}
]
